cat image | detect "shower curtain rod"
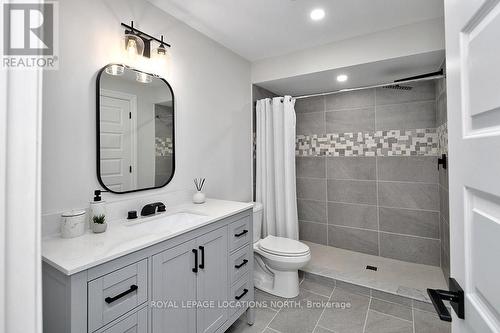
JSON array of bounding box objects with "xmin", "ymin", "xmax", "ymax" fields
[{"xmin": 291, "ymin": 74, "xmax": 446, "ymax": 100}]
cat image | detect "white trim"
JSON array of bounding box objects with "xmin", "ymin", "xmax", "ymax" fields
[
  {"xmin": 0, "ymin": 56, "xmax": 7, "ymax": 333},
  {"xmin": 99, "ymin": 88, "xmax": 138, "ymax": 189},
  {"xmin": 1, "ymin": 68, "xmax": 43, "ymax": 332}
]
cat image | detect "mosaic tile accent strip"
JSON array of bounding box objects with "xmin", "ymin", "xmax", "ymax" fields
[
  {"xmin": 155, "ymin": 137, "xmax": 173, "ymax": 156},
  {"xmin": 296, "ymin": 128, "xmax": 438, "ymax": 157},
  {"xmin": 437, "ymin": 122, "xmax": 448, "ymax": 155}
]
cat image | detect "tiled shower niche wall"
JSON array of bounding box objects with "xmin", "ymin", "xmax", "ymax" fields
[
  {"xmin": 296, "ymin": 81, "xmax": 443, "ymax": 266},
  {"xmin": 436, "ymin": 78, "xmax": 450, "ymax": 281}
]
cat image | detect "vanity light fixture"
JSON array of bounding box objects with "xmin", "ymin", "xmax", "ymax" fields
[
  {"xmin": 152, "ymin": 35, "xmax": 171, "ymax": 70},
  {"xmin": 105, "ymin": 64, "xmax": 125, "ymax": 76},
  {"xmin": 123, "ymin": 22, "xmax": 145, "ymax": 59},
  {"xmin": 136, "ymin": 71, "xmax": 153, "ymax": 84},
  {"xmin": 121, "ymin": 21, "xmax": 171, "ymax": 59},
  {"xmin": 336, "ymin": 74, "xmax": 348, "ymax": 82}
]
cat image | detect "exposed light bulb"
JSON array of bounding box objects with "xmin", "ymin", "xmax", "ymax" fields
[
  {"xmin": 153, "ymin": 44, "xmax": 171, "ymax": 78},
  {"xmin": 126, "ymin": 39, "xmax": 138, "ymax": 55},
  {"xmin": 123, "ymin": 32, "xmax": 144, "ymax": 65}
]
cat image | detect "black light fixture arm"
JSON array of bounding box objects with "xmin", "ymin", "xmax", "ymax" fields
[{"xmin": 121, "ymin": 21, "xmax": 171, "ymax": 48}]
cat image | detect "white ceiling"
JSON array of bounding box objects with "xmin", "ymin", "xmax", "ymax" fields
[
  {"xmin": 256, "ymin": 50, "xmax": 445, "ymax": 96},
  {"xmin": 149, "ymin": 0, "xmax": 444, "ymax": 61}
]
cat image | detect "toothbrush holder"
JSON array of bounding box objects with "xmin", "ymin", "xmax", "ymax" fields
[{"xmin": 193, "ymin": 191, "xmax": 206, "ymax": 204}]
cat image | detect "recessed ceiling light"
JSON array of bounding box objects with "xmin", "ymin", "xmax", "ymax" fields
[
  {"xmin": 337, "ymin": 74, "xmax": 348, "ymax": 82},
  {"xmin": 310, "ymin": 8, "xmax": 325, "ymax": 21}
]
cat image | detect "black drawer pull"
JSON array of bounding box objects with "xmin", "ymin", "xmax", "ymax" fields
[
  {"xmin": 199, "ymin": 246, "xmax": 205, "ymax": 269},
  {"xmin": 192, "ymin": 249, "xmax": 198, "ymax": 273},
  {"xmin": 105, "ymin": 285, "xmax": 138, "ymax": 304},
  {"xmin": 235, "ymin": 259, "xmax": 248, "ymax": 269},
  {"xmin": 234, "ymin": 229, "xmax": 248, "ymax": 238},
  {"xmin": 235, "ymin": 288, "xmax": 248, "ymax": 300}
]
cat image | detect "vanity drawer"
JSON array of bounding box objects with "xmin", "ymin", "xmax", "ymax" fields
[
  {"xmin": 96, "ymin": 306, "xmax": 147, "ymax": 333},
  {"xmin": 229, "ymin": 245, "xmax": 252, "ymax": 284},
  {"xmin": 230, "ymin": 274, "xmax": 252, "ymax": 317},
  {"xmin": 229, "ymin": 216, "xmax": 251, "ymax": 251},
  {"xmin": 88, "ymin": 259, "xmax": 148, "ymax": 332}
]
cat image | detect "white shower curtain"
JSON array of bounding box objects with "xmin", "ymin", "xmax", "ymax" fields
[{"xmin": 256, "ymin": 96, "xmax": 299, "ymax": 240}]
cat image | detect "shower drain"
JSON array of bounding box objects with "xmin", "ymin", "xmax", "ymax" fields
[{"xmin": 366, "ymin": 265, "xmax": 378, "ymax": 271}]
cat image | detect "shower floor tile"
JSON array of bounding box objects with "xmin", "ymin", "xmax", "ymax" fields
[{"xmin": 301, "ymin": 241, "xmax": 447, "ymax": 303}]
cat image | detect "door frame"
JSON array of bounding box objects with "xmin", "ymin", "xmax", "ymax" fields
[
  {"xmin": 0, "ymin": 61, "xmax": 6, "ymax": 333},
  {"xmin": 0, "ymin": 67, "xmax": 43, "ymax": 332},
  {"xmin": 99, "ymin": 88, "xmax": 138, "ymax": 190}
]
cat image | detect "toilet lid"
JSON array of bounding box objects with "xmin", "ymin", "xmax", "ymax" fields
[{"xmin": 258, "ymin": 235, "xmax": 310, "ymax": 256}]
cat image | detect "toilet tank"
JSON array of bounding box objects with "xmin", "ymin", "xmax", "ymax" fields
[{"xmin": 253, "ymin": 202, "xmax": 263, "ymax": 242}]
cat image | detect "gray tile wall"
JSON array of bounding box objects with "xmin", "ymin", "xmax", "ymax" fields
[
  {"xmin": 436, "ymin": 78, "xmax": 450, "ymax": 283},
  {"xmin": 296, "ymin": 81, "xmax": 443, "ymax": 266}
]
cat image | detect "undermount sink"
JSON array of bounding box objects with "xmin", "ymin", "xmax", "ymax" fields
[{"xmin": 123, "ymin": 210, "xmax": 209, "ymax": 227}]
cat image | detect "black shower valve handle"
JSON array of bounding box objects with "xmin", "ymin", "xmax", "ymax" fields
[{"xmin": 438, "ymin": 154, "xmax": 447, "ymax": 170}]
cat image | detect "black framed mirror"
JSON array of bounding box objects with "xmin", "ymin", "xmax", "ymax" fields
[{"xmin": 96, "ymin": 64, "xmax": 175, "ymax": 193}]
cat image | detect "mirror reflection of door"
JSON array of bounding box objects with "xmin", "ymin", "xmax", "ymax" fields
[
  {"xmin": 99, "ymin": 90, "xmax": 137, "ymax": 192},
  {"xmin": 97, "ymin": 65, "xmax": 175, "ymax": 193}
]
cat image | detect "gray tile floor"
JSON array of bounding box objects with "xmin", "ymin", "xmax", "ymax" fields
[{"xmin": 226, "ymin": 277, "xmax": 450, "ymax": 333}]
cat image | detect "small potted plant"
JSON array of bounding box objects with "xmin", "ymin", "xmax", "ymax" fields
[{"xmin": 92, "ymin": 214, "xmax": 107, "ymax": 233}]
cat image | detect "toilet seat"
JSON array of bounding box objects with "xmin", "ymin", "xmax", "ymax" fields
[{"xmin": 258, "ymin": 235, "xmax": 310, "ymax": 257}]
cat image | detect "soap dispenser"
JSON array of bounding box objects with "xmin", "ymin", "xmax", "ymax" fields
[{"xmin": 90, "ymin": 190, "xmax": 107, "ymax": 222}]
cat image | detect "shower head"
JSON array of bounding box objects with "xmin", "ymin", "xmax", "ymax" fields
[{"xmin": 383, "ymin": 84, "xmax": 413, "ymax": 91}]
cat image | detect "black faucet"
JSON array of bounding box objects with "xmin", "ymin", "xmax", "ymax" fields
[{"xmin": 141, "ymin": 202, "xmax": 166, "ymax": 216}]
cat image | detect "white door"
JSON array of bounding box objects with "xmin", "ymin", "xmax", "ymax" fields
[
  {"xmin": 99, "ymin": 91, "xmax": 135, "ymax": 192},
  {"xmin": 446, "ymin": 0, "xmax": 500, "ymax": 332}
]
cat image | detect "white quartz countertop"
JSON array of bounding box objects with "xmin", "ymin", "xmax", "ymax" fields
[{"xmin": 42, "ymin": 199, "xmax": 253, "ymax": 275}]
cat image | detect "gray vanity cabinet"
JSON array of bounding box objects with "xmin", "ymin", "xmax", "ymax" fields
[
  {"xmin": 151, "ymin": 239, "xmax": 198, "ymax": 333},
  {"xmin": 151, "ymin": 227, "xmax": 228, "ymax": 333},
  {"xmin": 195, "ymin": 227, "xmax": 228, "ymax": 333},
  {"xmin": 42, "ymin": 208, "xmax": 253, "ymax": 333},
  {"xmin": 89, "ymin": 259, "xmax": 148, "ymax": 332},
  {"xmin": 96, "ymin": 306, "xmax": 148, "ymax": 333}
]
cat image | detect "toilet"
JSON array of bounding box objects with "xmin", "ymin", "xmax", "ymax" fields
[{"xmin": 252, "ymin": 202, "xmax": 311, "ymax": 298}]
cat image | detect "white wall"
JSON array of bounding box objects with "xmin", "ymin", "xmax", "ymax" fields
[
  {"xmin": 42, "ymin": 0, "xmax": 252, "ymax": 216},
  {"xmin": 251, "ymin": 18, "xmax": 445, "ymax": 84}
]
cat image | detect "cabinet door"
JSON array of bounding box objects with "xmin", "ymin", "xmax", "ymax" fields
[
  {"xmin": 152, "ymin": 239, "xmax": 197, "ymax": 333},
  {"xmin": 196, "ymin": 227, "xmax": 228, "ymax": 333}
]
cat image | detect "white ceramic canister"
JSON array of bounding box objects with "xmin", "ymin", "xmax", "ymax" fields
[
  {"xmin": 60, "ymin": 210, "xmax": 87, "ymax": 238},
  {"xmin": 192, "ymin": 191, "xmax": 206, "ymax": 204}
]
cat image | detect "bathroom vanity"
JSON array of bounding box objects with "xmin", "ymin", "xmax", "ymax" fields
[{"xmin": 42, "ymin": 200, "xmax": 254, "ymax": 333}]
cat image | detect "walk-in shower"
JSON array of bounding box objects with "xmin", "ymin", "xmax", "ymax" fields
[{"xmin": 252, "ymin": 69, "xmax": 450, "ymax": 307}]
